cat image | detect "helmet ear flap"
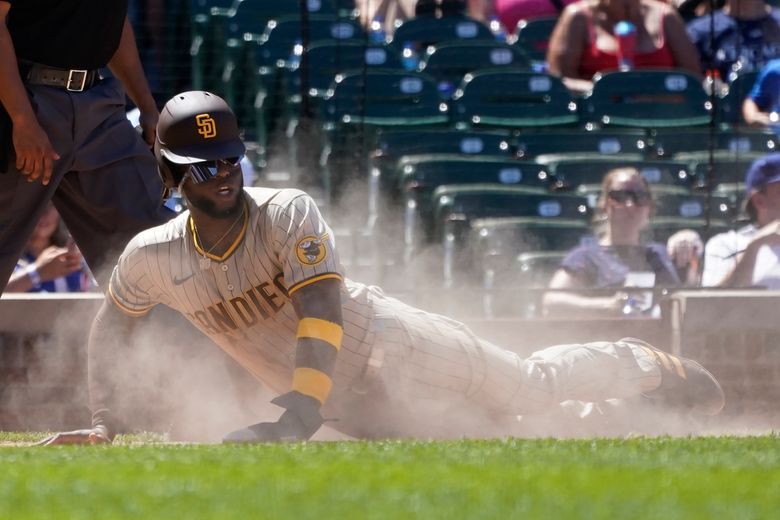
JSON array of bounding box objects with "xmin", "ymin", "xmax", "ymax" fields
[{"xmin": 154, "ymin": 137, "xmax": 185, "ymax": 200}]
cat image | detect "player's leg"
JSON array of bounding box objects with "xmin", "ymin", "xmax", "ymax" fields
[{"xmin": 52, "ymin": 77, "xmax": 174, "ymax": 288}]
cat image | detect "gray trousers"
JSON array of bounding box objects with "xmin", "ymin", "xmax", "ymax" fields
[{"xmin": 0, "ymin": 77, "xmax": 174, "ymax": 293}]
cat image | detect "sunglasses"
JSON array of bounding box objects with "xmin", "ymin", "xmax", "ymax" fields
[
  {"xmin": 607, "ymin": 189, "xmax": 652, "ymax": 206},
  {"xmin": 185, "ymin": 156, "xmax": 243, "ymax": 183}
]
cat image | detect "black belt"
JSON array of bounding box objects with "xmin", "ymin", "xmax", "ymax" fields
[{"xmin": 20, "ymin": 61, "xmax": 102, "ymax": 92}]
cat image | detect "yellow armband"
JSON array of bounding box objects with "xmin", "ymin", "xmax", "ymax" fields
[{"xmin": 293, "ymin": 318, "xmax": 343, "ymax": 404}]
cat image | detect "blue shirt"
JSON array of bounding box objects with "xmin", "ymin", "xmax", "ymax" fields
[
  {"xmin": 561, "ymin": 242, "xmax": 681, "ymax": 288},
  {"xmin": 747, "ymin": 57, "xmax": 780, "ymax": 113},
  {"xmin": 687, "ymin": 9, "xmax": 780, "ymax": 79}
]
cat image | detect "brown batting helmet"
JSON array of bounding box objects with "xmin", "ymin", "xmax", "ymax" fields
[{"xmin": 154, "ymin": 91, "xmax": 246, "ymax": 195}]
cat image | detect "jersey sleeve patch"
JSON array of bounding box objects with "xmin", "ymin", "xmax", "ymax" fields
[{"xmin": 295, "ymin": 234, "xmax": 329, "ymax": 266}]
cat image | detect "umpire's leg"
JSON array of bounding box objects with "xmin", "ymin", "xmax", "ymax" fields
[{"xmin": 52, "ymin": 77, "xmax": 174, "ymax": 289}]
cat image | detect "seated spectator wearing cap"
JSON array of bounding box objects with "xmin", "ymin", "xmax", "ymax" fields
[
  {"xmin": 742, "ymin": 58, "xmax": 780, "ymax": 129},
  {"xmin": 546, "ymin": 0, "xmax": 701, "ymax": 94},
  {"xmin": 687, "ymin": 0, "xmax": 780, "ymax": 80},
  {"xmin": 702, "ymin": 153, "xmax": 780, "ymax": 288},
  {"xmin": 543, "ymin": 167, "xmax": 698, "ymax": 318},
  {"xmin": 6, "ymin": 203, "xmax": 88, "ymax": 293}
]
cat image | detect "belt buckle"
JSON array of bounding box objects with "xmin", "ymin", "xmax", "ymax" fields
[{"xmin": 67, "ymin": 69, "xmax": 88, "ymax": 92}]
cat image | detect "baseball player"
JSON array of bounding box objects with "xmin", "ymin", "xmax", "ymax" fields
[{"xmin": 39, "ymin": 91, "xmax": 725, "ymax": 445}]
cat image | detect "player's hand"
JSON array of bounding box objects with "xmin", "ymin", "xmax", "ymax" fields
[
  {"xmin": 34, "ymin": 428, "xmax": 111, "ymax": 446},
  {"xmin": 35, "ymin": 245, "xmax": 83, "ymax": 281},
  {"xmin": 223, "ymin": 392, "xmax": 324, "ymax": 443},
  {"xmin": 12, "ymin": 116, "xmax": 60, "ymax": 186},
  {"xmin": 138, "ymin": 108, "xmax": 159, "ymax": 147}
]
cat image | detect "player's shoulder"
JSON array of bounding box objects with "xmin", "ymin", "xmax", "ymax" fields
[
  {"xmin": 244, "ymin": 186, "xmax": 318, "ymax": 211},
  {"xmin": 122, "ymin": 212, "xmax": 188, "ymax": 257}
]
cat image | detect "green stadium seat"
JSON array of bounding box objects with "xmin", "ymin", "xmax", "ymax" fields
[
  {"xmin": 234, "ymin": 16, "xmax": 365, "ymax": 167},
  {"xmin": 282, "ymin": 42, "xmax": 403, "ymax": 174},
  {"xmin": 372, "ymin": 128, "xmax": 513, "ymax": 198},
  {"xmin": 431, "ymin": 185, "xmax": 590, "ymax": 285},
  {"xmin": 318, "ymin": 69, "xmax": 450, "ymax": 199},
  {"xmin": 513, "ymin": 129, "xmax": 648, "ymax": 162},
  {"xmin": 548, "ymin": 159, "xmax": 695, "ymax": 194},
  {"xmin": 417, "ymin": 41, "xmax": 530, "ymax": 98},
  {"xmin": 510, "ymin": 16, "xmax": 557, "ymax": 66},
  {"xmin": 582, "ymin": 70, "xmax": 712, "ymax": 128},
  {"xmin": 647, "ymin": 128, "xmax": 777, "ymax": 162},
  {"xmin": 389, "ymin": 14, "xmax": 494, "ymax": 52},
  {"xmin": 450, "ymin": 69, "xmax": 579, "ymax": 128},
  {"xmin": 400, "ymin": 156, "xmax": 553, "ymax": 243}
]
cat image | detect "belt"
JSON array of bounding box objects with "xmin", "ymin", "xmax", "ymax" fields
[{"xmin": 20, "ymin": 61, "xmax": 102, "ymax": 92}]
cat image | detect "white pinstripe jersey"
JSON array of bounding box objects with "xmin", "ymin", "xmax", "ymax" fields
[{"xmin": 109, "ymin": 188, "xmax": 374, "ymax": 395}]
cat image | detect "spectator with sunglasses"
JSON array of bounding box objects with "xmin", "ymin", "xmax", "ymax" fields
[{"xmin": 543, "ymin": 167, "xmax": 686, "ymax": 317}]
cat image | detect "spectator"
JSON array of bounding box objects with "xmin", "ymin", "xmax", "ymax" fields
[
  {"xmin": 6, "ymin": 203, "xmax": 87, "ymax": 293},
  {"xmin": 468, "ymin": 0, "xmax": 576, "ymax": 34},
  {"xmin": 687, "ymin": 0, "xmax": 780, "ymax": 80},
  {"xmin": 543, "ymin": 167, "xmax": 695, "ymax": 317},
  {"xmin": 547, "ymin": 0, "xmax": 701, "ymax": 94},
  {"xmin": 702, "ymin": 153, "xmax": 780, "ymax": 288},
  {"xmin": 742, "ymin": 57, "xmax": 780, "ymax": 129}
]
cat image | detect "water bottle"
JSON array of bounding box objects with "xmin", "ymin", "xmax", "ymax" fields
[
  {"xmin": 614, "ymin": 21, "xmax": 636, "ymax": 71},
  {"xmin": 369, "ymin": 15, "xmax": 386, "ymax": 44},
  {"xmin": 401, "ymin": 42, "xmax": 419, "ymax": 71},
  {"xmin": 488, "ymin": 15, "xmax": 507, "ymax": 43}
]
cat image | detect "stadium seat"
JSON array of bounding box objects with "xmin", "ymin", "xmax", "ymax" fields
[
  {"xmin": 510, "ymin": 17, "xmax": 557, "ymax": 68},
  {"xmin": 371, "ymin": 128, "xmax": 513, "ymax": 201},
  {"xmin": 548, "ymin": 159, "xmax": 695, "ymax": 195},
  {"xmin": 513, "ymin": 129, "xmax": 648, "ymax": 162},
  {"xmin": 389, "ymin": 14, "xmax": 494, "ymax": 52},
  {"xmin": 318, "ymin": 69, "xmax": 450, "ymax": 199},
  {"xmin": 468, "ymin": 218, "xmax": 589, "ymax": 315},
  {"xmin": 400, "ymin": 156, "xmax": 553, "ymax": 245},
  {"xmin": 450, "ymin": 69, "xmax": 579, "ymax": 128},
  {"xmin": 417, "ymin": 41, "xmax": 530, "ymax": 98},
  {"xmin": 647, "ymin": 128, "xmax": 778, "ymax": 162},
  {"xmin": 582, "ymin": 69, "xmax": 712, "ymax": 128},
  {"xmin": 282, "ymin": 42, "xmax": 403, "ymax": 175},
  {"xmin": 236, "ymin": 16, "xmax": 366, "ymax": 166},
  {"xmin": 430, "ymin": 184, "xmax": 590, "ymax": 285}
]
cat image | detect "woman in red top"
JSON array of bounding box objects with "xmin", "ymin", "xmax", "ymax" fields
[{"xmin": 546, "ymin": 0, "xmax": 701, "ymax": 94}]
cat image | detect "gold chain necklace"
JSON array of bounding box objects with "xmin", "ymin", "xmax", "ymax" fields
[{"xmin": 191, "ymin": 205, "xmax": 246, "ymax": 270}]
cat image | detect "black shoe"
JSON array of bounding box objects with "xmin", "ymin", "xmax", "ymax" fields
[{"xmin": 622, "ymin": 338, "xmax": 725, "ymax": 416}]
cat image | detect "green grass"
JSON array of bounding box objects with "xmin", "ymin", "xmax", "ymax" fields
[{"xmin": 1, "ymin": 435, "xmax": 779, "ymax": 519}]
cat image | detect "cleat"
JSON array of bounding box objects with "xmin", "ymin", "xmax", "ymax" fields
[{"xmin": 622, "ymin": 338, "xmax": 726, "ymax": 416}]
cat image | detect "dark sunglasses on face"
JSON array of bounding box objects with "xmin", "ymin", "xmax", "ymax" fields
[
  {"xmin": 607, "ymin": 189, "xmax": 652, "ymax": 206},
  {"xmin": 186, "ymin": 156, "xmax": 243, "ymax": 183}
]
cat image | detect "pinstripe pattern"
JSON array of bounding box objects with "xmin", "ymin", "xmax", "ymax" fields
[{"xmin": 108, "ymin": 187, "xmax": 664, "ymax": 433}]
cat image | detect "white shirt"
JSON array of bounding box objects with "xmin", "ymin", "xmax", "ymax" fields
[{"xmin": 703, "ymin": 224, "xmax": 780, "ymax": 288}]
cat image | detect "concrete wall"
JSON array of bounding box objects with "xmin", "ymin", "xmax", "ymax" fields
[{"xmin": 2, "ymin": 290, "xmax": 779, "ymax": 434}]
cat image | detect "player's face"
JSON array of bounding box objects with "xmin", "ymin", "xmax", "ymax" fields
[{"xmin": 181, "ymin": 159, "xmax": 244, "ymax": 219}]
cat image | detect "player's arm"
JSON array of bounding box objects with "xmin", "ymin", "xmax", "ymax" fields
[
  {"xmin": 0, "ymin": 1, "xmax": 60, "ymax": 184},
  {"xmin": 36, "ymin": 299, "xmax": 141, "ymax": 445},
  {"xmin": 107, "ymin": 16, "xmax": 158, "ymax": 146},
  {"xmin": 224, "ymin": 278, "xmax": 343, "ymax": 443}
]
